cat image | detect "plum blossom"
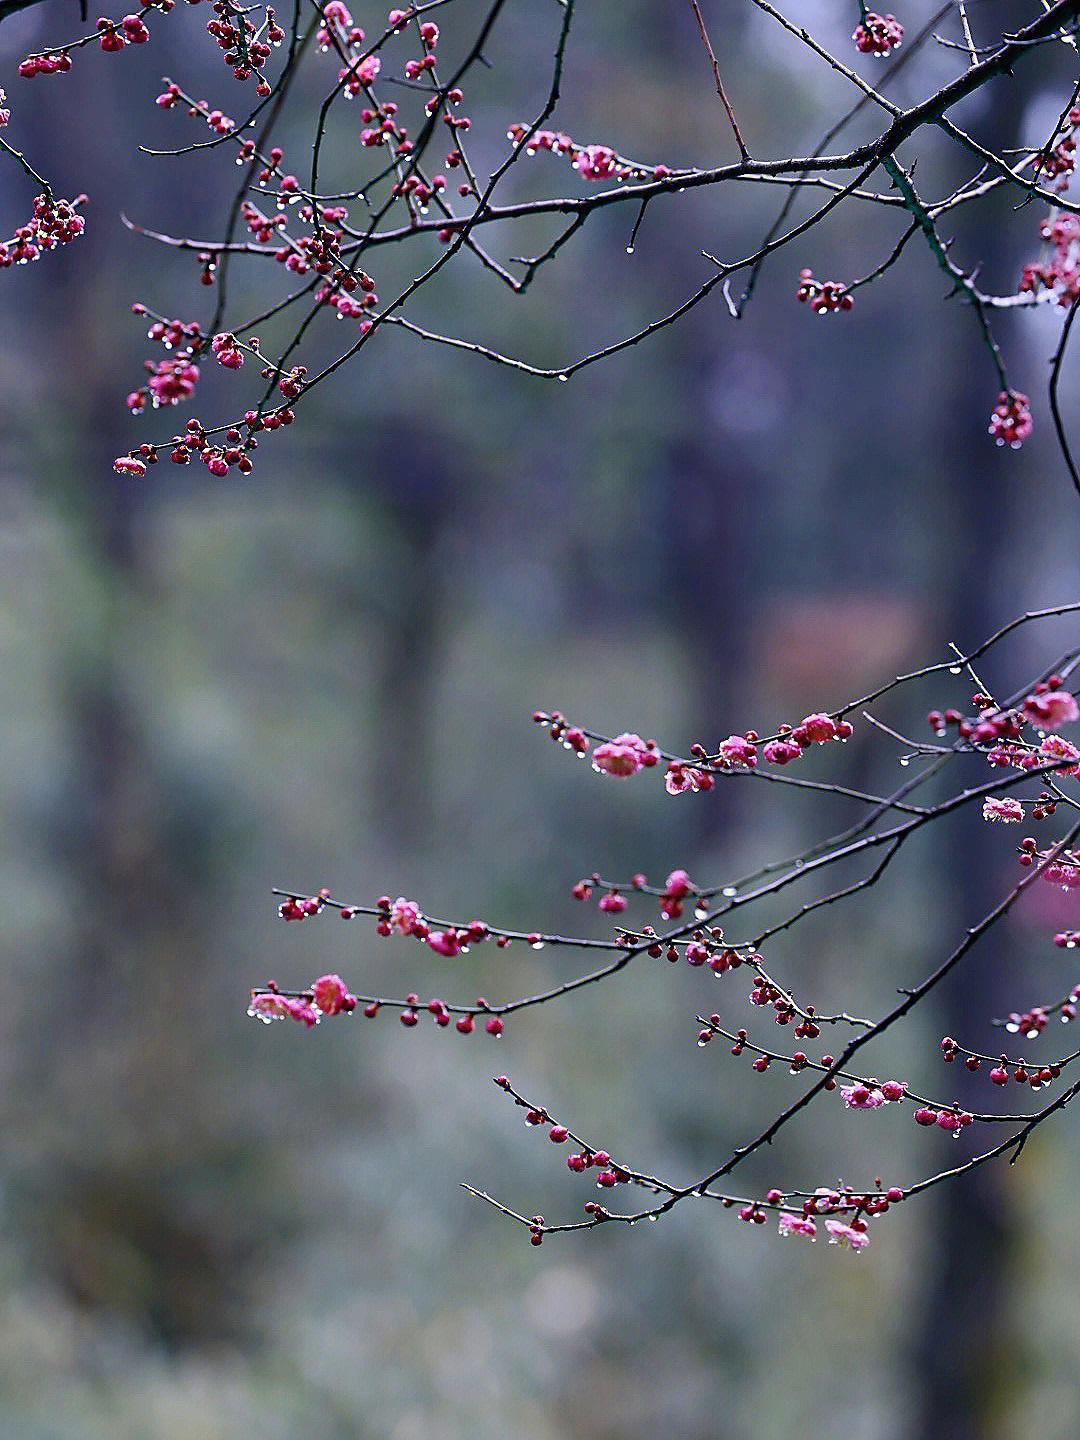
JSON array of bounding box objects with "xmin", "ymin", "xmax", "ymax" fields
[
  {"xmin": 592, "ymin": 732, "xmax": 654, "ymax": 777},
  {"xmin": 853, "ymin": 12, "xmax": 903, "ymax": 55},
  {"xmin": 982, "ymin": 796, "xmax": 1024, "ymax": 823},
  {"xmin": 248, "ymin": 991, "xmax": 319, "ymax": 1027},
  {"xmin": 778, "ymin": 1213, "xmax": 817, "ymax": 1239},
  {"xmin": 762, "ymin": 737, "xmax": 802, "ymax": 765},
  {"xmin": 825, "ymin": 1219, "xmax": 870, "ymax": 1250},
  {"xmin": 575, "ymin": 144, "xmax": 618, "ymax": 180},
  {"xmin": 841, "ymin": 1083, "xmax": 885, "ymax": 1109},
  {"xmin": 312, "ymin": 973, "xmax": 356, "ymax": 1015},
  {"xmin": 665, "ymin": 762, "xmax": 713, "ymax": 795},
  {"xmin": 390, "ymin": 896, "xmax": 425, "ymax": 935},
  {"xmin": 989, "ymin": 391, "xmax": 1033, "ymax": 447},
  {"xmin": 716, "ymin": 734, "xmax": 757, "ymax": 769},
  {"xmin": 426, "ymin": 928, "xmax": 461, "ymax": 957},
  {"xmin": 146, "ymin": 357, "xmax": 199, "ymax": 406},
  {"xmin": 1041, "ymin": 734, "xmax": 1080, "ymax": 766},
  {"xmin": 113, "ymin": 455, "xmax": 147, "ymax": 477},
  {"xmin": 1025, "ymin": 688, "xmax": 1079, "ymax": 731}
]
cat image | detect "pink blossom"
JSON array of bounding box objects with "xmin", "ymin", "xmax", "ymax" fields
[
  {"xmin": 390, "ymin": 896, "xmax": 424, "ymax": 935},
  {"xmin": 825, "ymin": 1219, "xmax": 870, "ymax": 1250},
  {"xmin": 575, "ymin": 144, "xmax": 618, "ymax": 180},
  {"xmin": 716, "ymin": 735, "xmax": 757, "ymax": 770},
  {"xmin": 146, "ymin": 357, "xmax": 199, "ymax": 406},
  {"xmin": 593, "ymin": 732, "xmax": 652, "ymax": 777},
  {"xmin": 664, "ymin": 869, "xmax": 692, "ymax": 900},
  {"xmin": 1041, "ymin": 735, "xmax": 1080, "ymax": 766},
  {"xmin": 982, "ymin": 797, "xmax": 1024, "ymax": 823},
  {"xmin": 879, "ymin": 1080, "xmax": 907, "ymax": 1103},
  {"xmin": 762, "ymin": 738, "xmax": 802, "ymax": 765},
  {"xmin": 841, "ymin": 1083, "xmax": 885, "ymax": 1109},
  {"xmin": 312, "ymin": 973, "xmax": 356, "ymax": 1015},
  {"xmin": 248, "ymin": 992, "xmax": 320, "ymax": 1027},
  {"xmin": 598, "ymin": 891, "xmax": 627, "ymax": 914},
  {"xmin": 1025, "ymin": 689, "xmax": 1079, "ymax": 731},
  {"xmin": 989, "ymin": 391, "xmax": 1033, "ymax": 447},
  {"xmin": 852, "ymin": 12, "xmax": 903, "ymax": 55},
  {"xmin": 778, "ymin": 1213, "xmax": 817, "ymax": 1239},
  {"xmin": 665, "ymin": 763, "xmax": 713, "ymax": 795},
  {"xmin": 426, "ymin": 928, "xmax": 461, "ymax": 957},
  {"xmin": 799, "ymin": 712, "xmax": 838, "ymax": 743},
  {"xmin": 113, "ymin": 456, "xmax": 147, "ymax": 477}
]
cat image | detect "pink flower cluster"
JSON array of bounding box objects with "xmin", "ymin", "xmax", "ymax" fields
[
  {"xmin": 982, "ymin": 796, "xmax": 1024, "ymax": 823},
  {"xmin": 1021, "ymin": 212, "xmax": 1080, "ymax": 306},
  {"xmin": 913, "ymin": 1106, "xmax": 973, "ymax": 1134},
  {"xmin": 1019, "ymin": 836, "xmax": 1080, "ymax": 887},
  {"xmin": 796, "ymin": 269, "xmax": 853, "ymax": 313},
  {"xmin": 506, "ymin": 124, "xmax": 672, "ymax": 184},
  {"xmin": 145, "ymin": 356, "xmax": 199, "ymax": 406},
  {"xmin": 212, "ymin": 331, "xmax": 244, "ymax": 368},
  {"xmin": 852, "ymin": 12, "xmax": 904, "ymax": 55},
  {"xmin": 761, "ymin": 713, "xmax": 853, "ymax": 765},
  {"xmin": 988, "ymin": 390, "xmax": 1033, "ymax": 447},
  {"xmin": 1023, "ymin": 683, "xmax": 1079, "ymax": 731},
  {"xmin": 592, "ymin": 732, "xmax": 659, "ymax": 777},
  {"xmin": 248, "ymin": 973, "xmax": 357, "ymax": 1027},
  {"xmin": 18, "ymin": 52, "xmax": 74, "ymax": 76},
  {"xmin": 716, "ymin": 734, "xmax": 758, "ymax": 769},
  {"xmin": 0, "ymin": 193, "xmax": 85, "ymax": 269},
  {"xmin": 665, "ymin": 762, "xmax": 714, "ymax": 795},
  {"xmin": 659, "ymin": 868, "xmax": 695, "ymax": 920},
  {"xmin": 841, "ymin": 1079, "xmax": 907, "ymax": 1109}
]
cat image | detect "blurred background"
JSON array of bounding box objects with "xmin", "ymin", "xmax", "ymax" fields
[{"xmin": 3, "ymin": 1, "xmax": 1080, "ymax": 1436}]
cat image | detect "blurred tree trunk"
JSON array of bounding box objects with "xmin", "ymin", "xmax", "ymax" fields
[{"xmin": 913, "ymin": 25, "xmax": 1049, "ymax": 1435}]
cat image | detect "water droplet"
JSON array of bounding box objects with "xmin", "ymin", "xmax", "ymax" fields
[
  {"xmin": 794, "ymin": 858, "xmax": 804, "ymax": 869},
  {"xmin": 697, "ymin": 1037, "xmax": 709, "ymax": 1048},
  {"xmin": 949, "ymin": 665, "xmax": 962, "ymax": 675},
  {"xmin": 556, "ymin": 373, "xmax": 568, "ymax": 383},
  {"xmin": 899, "ymin": 756, "xmax": 910, "ymax": 767},
  {"xmin": 625, "ymin": 244, "xmax": 635, "ymax": 255},
  {"xmin": 1006, "ymin": 1022, "xmax": 1020, "ymax": 1033},
  {"xmin": 722, "ymin": 885, "xmax": 737, "ymax": 898},
  {"xmin": 530, "ymin": 939, "xmax": 545, "ymax": 950},
  {"xmin": 648, "ymin": 1213, "xmax": 658, "ymax": 1221},
  {"xmin": 694, "ymin": 903, "xmax": 708, "ymax": 919}
]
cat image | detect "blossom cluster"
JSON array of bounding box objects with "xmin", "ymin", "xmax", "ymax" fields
[
  {"xmin": 0, "ymin": 194, "xmax": 85, "ymax": 269},
  {"xmin": 852, "ymin": 12, "xmax": 904, "ymax": 56},
  {"xmin": 506, "ymin": 125, "xmax": 672, "ymax": 184},
  {"xmin": 248, "ymin": 974, "xmax": 356, "ymax": 1027},
  {"xmin": 796, "ymin": 269, "xmax": 853, "ymax": 314}
]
